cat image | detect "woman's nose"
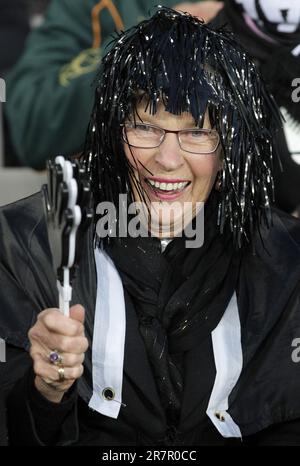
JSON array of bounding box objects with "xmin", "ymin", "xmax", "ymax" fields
[{"xmin": 154, "ymin": 133, "xmax": 185, "ymax": 171}]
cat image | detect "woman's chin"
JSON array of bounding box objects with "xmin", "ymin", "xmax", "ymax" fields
[{"xmin": 137, "ymin": 202, "xmax": 202, "ymax": 238}]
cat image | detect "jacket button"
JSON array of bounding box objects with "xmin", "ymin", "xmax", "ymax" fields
[
  {"xmin": 215, "ymin": 412, "xmax": 225, "ymax": 422},
  {"xmin": 102, "ymin": 387, "xmax": 115, "ymax": 400}
]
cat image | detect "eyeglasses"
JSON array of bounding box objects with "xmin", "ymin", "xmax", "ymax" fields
[{"xmin": 121, "ymin": 122, "xmax": 220, "ymax": 154}]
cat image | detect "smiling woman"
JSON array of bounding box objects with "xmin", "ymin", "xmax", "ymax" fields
[
  {"xmin": 122, "ymin": 103, "xmax": 222, "ymax": 237},
  {"xmin": 84, "ymin": 6, "xmax": 281, "ymax": 248},
  {"xmin": 1, "ymin": 6, "xmax": 300, "ymax": 447}
]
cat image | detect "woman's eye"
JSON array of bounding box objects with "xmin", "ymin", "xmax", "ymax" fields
[
  {"xmin": 136, "ymin": 124, "xmax": 152, "ymax": 132},
  {"xmin": 188, "ymin": 131, "xmax": 205, "ymax": 138}
]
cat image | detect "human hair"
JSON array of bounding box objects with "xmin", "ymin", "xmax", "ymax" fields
[{"xmin": 82, "ymin": 6, "xmax": 281, "ymax": 247}]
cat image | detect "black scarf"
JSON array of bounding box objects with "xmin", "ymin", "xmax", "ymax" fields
[{"xmin": 106, "ymin": 193, "xmax": 241, "ymax": 424}]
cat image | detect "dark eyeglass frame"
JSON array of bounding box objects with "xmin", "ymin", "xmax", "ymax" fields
[{"xmin": 121, "ymin": 122, "xmax": 220, "ymax": 154}]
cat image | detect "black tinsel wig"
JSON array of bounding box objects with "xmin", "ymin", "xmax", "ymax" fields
[{"xmin": 81, "ymin": 6, "xmax": 282, "ymax": 248}]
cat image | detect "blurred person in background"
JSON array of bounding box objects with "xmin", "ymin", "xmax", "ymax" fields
[
  {"xmin": 4, "ymin": 0, "xmax": 223, "ymax": 169},
  {"xmin": 210, "ymin": 0, "xmax": 300, "ymax": 214}
]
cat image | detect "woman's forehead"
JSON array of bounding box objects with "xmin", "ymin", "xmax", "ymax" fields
[{"xmin": 133, "ymin": 98, "xmax": 210, "ymax": 127}]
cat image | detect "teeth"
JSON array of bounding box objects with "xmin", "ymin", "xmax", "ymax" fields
[{"xmin": 147, "ymin": 179, "xmax": 189, "ymax": 191}]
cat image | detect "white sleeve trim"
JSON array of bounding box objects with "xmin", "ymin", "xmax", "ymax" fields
[
  {"xmin": 88, "ymin": 248, "xmax": 126, "ymax": 419},
  {"xmin": 206, "ymin": 292, "xmax": 243, "ymax": 438}
]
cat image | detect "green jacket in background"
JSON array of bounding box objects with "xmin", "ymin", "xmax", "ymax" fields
[{"xmin": 5, "ymin": 0, "xmax": 202, "ymax": 169}]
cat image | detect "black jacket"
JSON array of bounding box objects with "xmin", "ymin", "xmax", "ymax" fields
[{"xmin": 1, "ymin": 192, "xmax": 300, "ymax": 446}]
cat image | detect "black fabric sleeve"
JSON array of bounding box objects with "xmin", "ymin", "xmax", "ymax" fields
[
  {"xmin": 0, "ymin": 388, "xmax": 7, "ymax": 446},
  {"xmin": 244, "ymin": 418, "xmax": 300, "ymax": 446},
  {"xmin": 7, "ymin": 367, "xmax": 79, "ymax": 446}
]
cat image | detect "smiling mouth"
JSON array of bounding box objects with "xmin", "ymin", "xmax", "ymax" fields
[{"xmin": 145, "ymin": 178, "xmax": 191, "ymax": 194}]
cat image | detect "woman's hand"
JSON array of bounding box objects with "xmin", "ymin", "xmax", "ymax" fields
[
  {"xmin": 173, "ymin": 1, "xmax": 224, "ymax": 23},
  {"xmin": 28, "ymin": 305, "xmax": 88, "ymax": 403}
]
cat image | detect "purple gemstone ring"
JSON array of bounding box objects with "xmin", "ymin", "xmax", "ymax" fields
[{"xmin": 49, "ymin": 350, "xmax": 63, "ymax": 365}]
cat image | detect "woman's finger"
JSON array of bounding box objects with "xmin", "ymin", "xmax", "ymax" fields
[
  {"xmin": 37, "ymin": 308, "xmax": 85, "ymax": 337},
  {"xmin": 29, "ymin": 327, "xmax": 88, "ymax": 355},
  {"xmin": 35, "ymin": 349, "xmax": 85, "ymax": 368},
  {"xmin": 33, "ymin": 354, "xmax": 84, "ymax": 383}
]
